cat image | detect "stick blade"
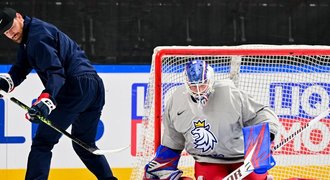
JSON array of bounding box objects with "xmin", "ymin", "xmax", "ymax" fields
[{"xmin": 92, "ymin": 145, "xmax": 130, "ymax": 155}]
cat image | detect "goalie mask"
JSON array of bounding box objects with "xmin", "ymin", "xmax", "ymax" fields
[{"xmin": 184, "ymin": 60, "xmax": 215, "ymax": 107}]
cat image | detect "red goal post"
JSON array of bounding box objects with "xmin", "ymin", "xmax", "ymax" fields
[{"xmin": 131, "ymin": 45, "xmax": 330, "ymax": 179}]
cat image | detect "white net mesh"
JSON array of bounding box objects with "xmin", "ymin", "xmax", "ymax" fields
[{"xmin": 131, "ymin": 45, "xmax": 330, "ymax": 180}]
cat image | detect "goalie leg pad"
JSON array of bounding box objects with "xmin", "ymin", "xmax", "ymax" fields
[{"xmin": 144, "ymin": 145, "xmax": 182, "ymax": 180}]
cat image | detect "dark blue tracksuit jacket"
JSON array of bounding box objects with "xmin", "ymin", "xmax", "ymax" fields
[
  {"xmin": 9, "ymin": 16, "xmax": 95, "ymax": 100},
  {"xmin": 7, "ymin": 16, "xmax": 116, "ymax": 180}
]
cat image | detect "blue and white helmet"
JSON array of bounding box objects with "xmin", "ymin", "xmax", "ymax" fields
[{"xmin": 184, "ymin": 59, "xmax": 214, "ymax": 106}]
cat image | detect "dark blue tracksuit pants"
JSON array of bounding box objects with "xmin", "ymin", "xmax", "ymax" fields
[{"xmin": 25, "ymin": 73, "xmax": 116, "ymax": 180}]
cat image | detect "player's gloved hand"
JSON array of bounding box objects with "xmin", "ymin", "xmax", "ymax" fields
[
  {"xmin": 144, "ymin": 168, "xmax": 183, "ymax": 180},
  {"xmin": 0, "ymin": 74, "xmax": 14, "ymax": 93},
  {"xmin": 143, "ymin": 161, "xmax": 183, "ymax": 180},
  {"xmin": 143, "ymin": 145, "xmax": 182, "ymax": 180},
  {"xmin": 25, "ymin": 92, "xmax": 56, "ymax": 123}
]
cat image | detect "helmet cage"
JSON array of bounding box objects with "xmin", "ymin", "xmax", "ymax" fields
[{"xmin": 184, "ymin": 60, "xmax": 214, "ymax": 106}]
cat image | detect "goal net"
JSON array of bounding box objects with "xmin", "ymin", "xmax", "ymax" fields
[{"xmin": 130, "ymin": 45, "xmax": 330, "ymax": 180}]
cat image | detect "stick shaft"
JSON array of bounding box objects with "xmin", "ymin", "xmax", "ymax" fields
[
  {"xmin": 272, "ymin": 109, "xmax": 329, "ymax": 152},
  {"xmin": 0, "ymin": 92, "xmax": 130, "ymax": 155},
  {"xmin": 9, "ymin": 96, "xmax": 99, "ymax": 154}
]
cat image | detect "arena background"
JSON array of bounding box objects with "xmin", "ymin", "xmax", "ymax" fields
[{"xmin": 1, "ymin": 0, "xmax": 330, "ymax": 65}]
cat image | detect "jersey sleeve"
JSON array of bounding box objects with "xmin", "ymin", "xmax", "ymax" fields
[
  {"xmin": 240, "ymin": 89, "xmax": 280, "ymax": 135},
  {"xmin": 161, "ymin": 96, "xmax": 186, "ymax": 151},
  {"xmin": 8, "ymin": 45, "xmax": 33, "ymax": 87},
  {"xmin": 30, "ymin": 34, "xmax": 65, "ymax": 98}
]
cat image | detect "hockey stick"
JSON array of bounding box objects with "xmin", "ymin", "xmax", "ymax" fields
[
  {"xmin": 0, "ymin": 93, "xmax": 129, "ymax": 155},
  {"xmin": 222, "ymin": 143, "xmax": 258, "ymax": 180},
  {"xmin": 223, "ymin": 108, "xmax": 330, "ymax": 180}
]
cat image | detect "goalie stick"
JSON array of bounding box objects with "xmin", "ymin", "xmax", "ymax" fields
[
  {"xmin": 223, "ymin": 108, "xmax": 330, "ymax": 180},
  {"xmin": 0, "ymin": 93, "xmax": 129, "ymax": 155}
]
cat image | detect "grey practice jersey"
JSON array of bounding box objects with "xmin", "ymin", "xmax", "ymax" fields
[{"xmin": 162, "ymin": 79, "xmax": 280, "ymax": 164}]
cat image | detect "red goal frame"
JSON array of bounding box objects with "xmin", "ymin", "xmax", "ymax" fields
[{"xmin": 152, "ymin": 46, "xmax": 330, "ymax": 151}]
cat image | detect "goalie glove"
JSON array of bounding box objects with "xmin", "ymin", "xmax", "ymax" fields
[
  {"xmin": 144, "ymin": 145, "xmax": 183, "ymax": 180},
  {"xmin": 0, "ymin": 74, "xmax": 14, "ymax": 93},
  {"xmin": 25, "ymin": 92, "xmax": 56, "ymax": 123}
]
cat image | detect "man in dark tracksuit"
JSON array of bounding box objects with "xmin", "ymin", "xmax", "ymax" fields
[{"xmin": 0, "ymin": 8, "xmax": 117, "ymax": 180}]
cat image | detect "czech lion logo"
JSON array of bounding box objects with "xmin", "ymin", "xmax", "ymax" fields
[{"xmin": 191, "ymin": 120, "xmax": 218, "ymax": 152}]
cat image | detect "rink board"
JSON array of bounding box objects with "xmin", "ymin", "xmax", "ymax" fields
[{"xmin": 0, "ymin": 65, "xmax": 329, "ymax": 179}]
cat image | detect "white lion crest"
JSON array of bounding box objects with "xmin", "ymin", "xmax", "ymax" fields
[{"xmin": 191, "ymin": 120, "xmax": 218, "ymax": 152}]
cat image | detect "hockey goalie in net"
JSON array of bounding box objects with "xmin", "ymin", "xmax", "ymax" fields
[{"xmin": 144, "ymin": 59, "xmax": 279, "ymax": 180}]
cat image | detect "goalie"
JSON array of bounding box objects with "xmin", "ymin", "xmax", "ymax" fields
[{"xmin": 144, "ymin": 60, "xmax": 280, "ymax": 180}]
